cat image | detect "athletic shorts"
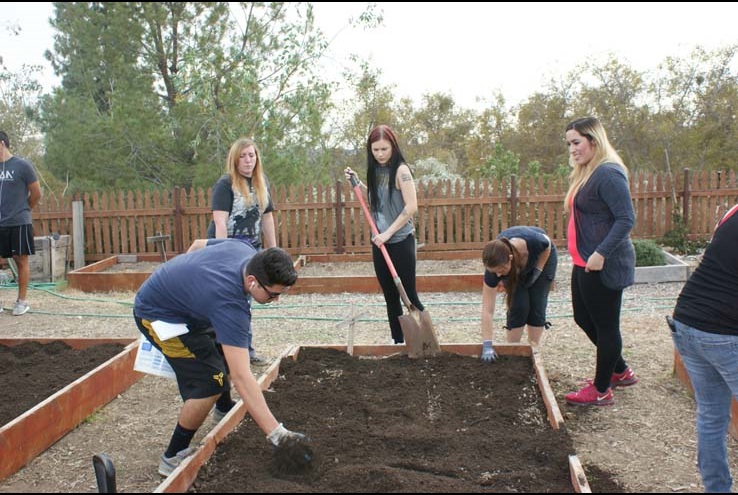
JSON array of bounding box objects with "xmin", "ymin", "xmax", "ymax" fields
[
  {"xmin": 134, "ymin": 315, "xmax": 230, "ymax": 400},
  {"xmin": 0, "ymin": 224, "xmax": 35, "ymax": 258},
  {"xmin": 505, "ymin": 246, "xmax": 557, "ymax": 329}
]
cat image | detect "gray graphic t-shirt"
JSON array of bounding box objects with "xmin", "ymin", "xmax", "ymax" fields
[{"xmin": 0, "ymin": 156, "xmax": 38, "ymax": 227}]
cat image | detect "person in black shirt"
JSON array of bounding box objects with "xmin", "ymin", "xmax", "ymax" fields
[{"xmin": 671, "ymin": 203, "xmax": 738, "ymax": 493}]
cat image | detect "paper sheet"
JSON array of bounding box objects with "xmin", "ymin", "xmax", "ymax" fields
[
  {"xmin": 132, "ymin": 337, "xmax": 176, "ymax": 380},
  {"xmin": 150, "ymin": 320, "xmax": 189, "ymax": 341}
]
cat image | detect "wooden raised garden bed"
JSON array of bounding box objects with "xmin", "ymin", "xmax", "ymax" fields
[
  {"xmin": 66, "ymin": 252, "xmax": 483, "ymax": 294},
  {"xmin": 155, "ymin": 343, "xmax": 592, "ymax": 493},
  {"xmin": 0, "ymin": 338, "xmax": 142, "ymax": 480},
  {"xmin": 66, "ymin": 254, "xmax": 165, "ymax": 292}
]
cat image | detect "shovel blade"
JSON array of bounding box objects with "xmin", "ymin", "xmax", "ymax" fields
[{"xmin": 400, "ymin": 309, "xmax": 441, "ymax": 358}]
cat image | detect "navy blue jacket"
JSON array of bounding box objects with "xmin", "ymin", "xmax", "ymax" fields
[{"xmin": 571, "ymin": 162, "xmax": 635, "ymax": 290}]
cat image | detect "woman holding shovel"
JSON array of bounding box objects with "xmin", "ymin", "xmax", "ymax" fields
[
  {"xmin": 344, "ymin": 124, "xmax": 424, "ymax": 345},
  {"xmin": 480, "ymin": 226, "xmax": 557, "ymax": 361}
]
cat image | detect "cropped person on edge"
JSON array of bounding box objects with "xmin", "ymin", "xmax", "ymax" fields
[
  {"xmin": 208, "ymin": 137, "xmax": 277, "ymax": 364},
  {"xmin": 480, "ymin": 226, "xmax": 557, "ymax": 362},
  {"xmin": 670, "ymin": 203, "xmax": 738, "ymax": 493},
  {"xmin": 344, "ymin": 124, "xmax": 424, "ymax": 344},
  {"xmin": 134, "ymin": 238, "xmax": 311, "ymax": 477},
  {"xmin": 563, "ymin": 116, "xmax": 639, "ymax": 407},
  {"xmin": 0, "ymin": 130, "xmax": 42, "ymax": 316}
]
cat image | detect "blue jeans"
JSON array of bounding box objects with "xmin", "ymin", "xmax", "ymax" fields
[{"xmin": 671, "ymin": 318, "xmax": 738, "ymax": 492}]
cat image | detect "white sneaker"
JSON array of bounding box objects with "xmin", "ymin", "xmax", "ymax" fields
[
  {"xmin": 158, "ymin": 447, "xmax": 196, "ymax": 477},
  {"xmin": 212, "ymin": 407, "xmax": 229, "ymax": 424},
  {"xmin": 12, "ymin": 300, "xmax": 29, "ymax": 316},
  {"xmin": 212, "ymin": 400, "xmax": 236, "ymax": 424}
]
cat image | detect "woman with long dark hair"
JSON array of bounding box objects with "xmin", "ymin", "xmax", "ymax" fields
[{"xmin": 344, "ymin": 124, "xmax": 424, "ymax": 344}]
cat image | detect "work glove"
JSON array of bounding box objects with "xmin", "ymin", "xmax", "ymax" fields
[
  {"xmin": 267, "ymin": 423, "xmax": 314, "ymax": 474},
  {"xmin": 267, "ymin": 423, "xmax": 306, "ymax": 446},
  {"xmin": 523, "ymin": 267, "xmax": 543, "ymax": 289},
  {"xmin": 481, "ymin": 340, "xmax": 498, "ymax": 363}
]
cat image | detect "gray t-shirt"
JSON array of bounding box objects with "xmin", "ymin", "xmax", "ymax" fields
[
  {"xmin": 0, "ymin": 156, "xmax": 38, "ymax": 227},
  {"xmin": 373, "ymin": 166, "xmax": 414, "ymax": 244}
]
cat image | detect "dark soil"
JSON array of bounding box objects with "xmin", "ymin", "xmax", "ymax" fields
[
  {"xmin": 0, "ymin": 341, "xmax": 126, "ymax": 425},
  {"xmin": 193, "ymin": 348, "xmax": 623, "ymax": 493}
]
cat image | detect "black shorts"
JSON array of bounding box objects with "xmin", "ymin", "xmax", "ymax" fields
[
  {"xmin": 505, "ymin": 247, "xmax": 557, "ymax": 329},
  {"xmin": 134, "ymin": 315, "xmax": 230, "ymax": 400},
  {"xmin": 0, "ymin": 224, "xmax": 35, "ymax": 258}
]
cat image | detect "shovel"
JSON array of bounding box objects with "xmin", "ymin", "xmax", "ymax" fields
[{"xmin": 349, "ymin": 174, "xmax": 440, "ymax": 358}]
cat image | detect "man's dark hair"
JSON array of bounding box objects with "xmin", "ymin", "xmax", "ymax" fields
[
  {"xmin": 0, "ymin": 131, "xmax": 9, "ymax": 148},
  {"xmin": 246, "ymin": 247, "xmax": 298, "ymax": 287}
]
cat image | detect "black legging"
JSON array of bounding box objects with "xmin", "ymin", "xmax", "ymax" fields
[
  {"xmin": 571, "ymin": 266, "xmax": 628, "ymax": 392},
  {"xmin": 372, "ymin": 234, "xmax": 424, "ymax": 344}
]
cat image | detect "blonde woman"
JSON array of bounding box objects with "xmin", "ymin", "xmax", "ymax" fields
[
  {"xmin": 563, "ymin": 117, "xmax": 638, "ymax": 407},
  {"xmin": 208, "ymin": 138, "xmax": 276, "ymax": 367},
  {"xmin": 209, "ymin": 138, "xmax": 276, "ymax": 249}
]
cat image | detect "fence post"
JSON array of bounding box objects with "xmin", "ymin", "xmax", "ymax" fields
[
  {"xmin": 173, "ymin": 187, "xmax": 184, "ymax": 253},
  {"xmin": 682, "ymin": 168, "xmax": 691, "ymax": 228},
  {"xmin": 72, "ymin": 200, "xmax": 85, "ymax": 269},
  {"xmin": 334, "ymin": 180, "xmax": 344, "ymax": 254},
  {"xmin": 509, "ymin": 174, "xmax": 518, "ymax": 226}
]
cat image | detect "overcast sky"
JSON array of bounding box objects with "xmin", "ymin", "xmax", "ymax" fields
[{"xmin": 4, "ymin": 2, "xmax": 738, "ymax": 109}]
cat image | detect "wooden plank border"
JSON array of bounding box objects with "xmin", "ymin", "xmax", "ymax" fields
[{"xmin": 0, "ymin": 339, "xmax": 141, "ymax": 481}]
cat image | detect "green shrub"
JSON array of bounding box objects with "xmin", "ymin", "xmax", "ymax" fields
[
  {"xmin": 633, "ymin": 239, "xmax": 666, "ymax": 267},
  {"xmin": 661, "ymin": 212, "xmax": 706, "ymax": 255}
]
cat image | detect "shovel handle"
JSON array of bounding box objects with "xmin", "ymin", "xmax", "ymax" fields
[{"xmin": 349, "ymin": 175, "xmax": 415, "ymax": 311}]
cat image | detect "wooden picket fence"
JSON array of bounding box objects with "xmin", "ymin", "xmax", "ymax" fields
[{"xmin": 31, "ymin": 168, "xmax": 738, "ymax": 264}]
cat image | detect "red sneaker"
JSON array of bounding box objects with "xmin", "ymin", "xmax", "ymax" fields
[
  {"xmin": 565, "ymin": 383, "xmax": 614, "ymax": 406},
  {"xmin": 611, "ymin": 367, "xmax": 639, "ymax": 388}
]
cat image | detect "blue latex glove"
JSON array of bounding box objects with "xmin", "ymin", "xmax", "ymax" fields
[
  {"xmin": 481, "ymin": 340, "xmax": 498, "ymax": 362},
  {"xmin": 524, "ymin": 267, "xmax": 543, "ymax": 289}
]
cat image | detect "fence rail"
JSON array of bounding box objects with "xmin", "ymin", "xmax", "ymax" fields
[{"xmin": 31, "ymin": 168, "xmax": 738, "ymax": 265}]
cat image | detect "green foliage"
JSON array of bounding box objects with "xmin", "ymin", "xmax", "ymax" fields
[
  {"xmin": 0, "ymin": 63, "xmax": 69, "ymax": 203},
  {"xmin": 661, "ymin": 212, "xmax": 706, "ymax": 255},
  {"xmin": 553, "ymin": 163, "xmax": 570, "ymax": 180},
  {"xmin": 525, "ymin": 160, "xmax": 542, "ymax": 177},
  {"xmin": 7, "ymin": 3, "xmax": 738, "ymax": 199},
  {"xmin": 41, "ymin": 2, "xmax": 339, "ymax": 191},
  {"xmin": 633, "ymin": 239, "xmax": 666, "ymax": 267},
  {"xmin": 478, "ymin": 143, "xmax": 519, "ymax": 181}
]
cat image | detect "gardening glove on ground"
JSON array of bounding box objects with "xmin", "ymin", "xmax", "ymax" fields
[
  {"xmin": 481, "ymin": 340, "xmax": 498, "ymax": 362},
  {"xmin": 524, "ymin": 267, "xmax": 543, "ymax": 289}
]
